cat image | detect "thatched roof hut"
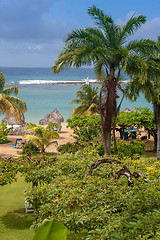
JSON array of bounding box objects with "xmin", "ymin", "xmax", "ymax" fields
[
  {"xmin": 2, "ymin": 115, "xmax": 25, "ymax": 126},
  {"xmin": 39, "ymin": 109, "xmax": 64, "ymax": 125}
]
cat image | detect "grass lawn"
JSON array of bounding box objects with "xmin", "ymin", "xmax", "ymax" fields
[
  {"xmin": 0, "ymin": 174, "xmax": 35, "ymax": 240},
  {"xmin": 0, "ymin": 174, "xmax": 89, "ymax": 240}
]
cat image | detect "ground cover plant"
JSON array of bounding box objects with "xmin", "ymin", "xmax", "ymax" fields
[{"xmin": 22, "ymin": 151, "xmax": 160, "ymax": 240}]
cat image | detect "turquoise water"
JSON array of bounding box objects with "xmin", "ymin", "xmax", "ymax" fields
[{"xmin": 1, "ymin": 67, "xmax": 152, "ymax": 124}]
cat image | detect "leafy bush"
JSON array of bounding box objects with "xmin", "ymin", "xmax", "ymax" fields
[
  {"xmin": 113, "ymin": 139, "xmax": 146, "ymax": 159},
  {"xmin": 22, "ymin": 142, "xmax": 39, "ymax": 155},
  {"xmin": 0, "ymin": 158, "xmax": 20, "ymax": 185},
  {"xmin": 57, "ymin": 142, "xmax": 83, "ymax": 154},
  {"xmin": 67, "ymin": 115, "xmax": 101, "ymax": 143},
  {"xmin": 116, "ymin": 107, "xmax": 156, "ymax": 130},
  {"xmin": 0, "ymin": 122, "xmax": 10, "ymax": 144},
  {"xmin": 25, "ymin": 155, "xmax": 160, "ymax": 239},
  {"xmin": 95, "ymin": 140, "xmax": 145, "ymax": 159}
]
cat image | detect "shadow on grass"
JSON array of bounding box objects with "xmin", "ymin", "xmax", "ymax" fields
[
  {"xmin": 67, "ymin": 231, "xmax": 90, "ymax": 240},
  {"xmin": 1, "ymin": 208, "xmax": 34, "ymax": 230}
]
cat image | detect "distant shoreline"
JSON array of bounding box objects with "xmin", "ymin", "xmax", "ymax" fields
[{"xmin": 17, "ymin": 79, "xmax": 98, "ymax": 85}]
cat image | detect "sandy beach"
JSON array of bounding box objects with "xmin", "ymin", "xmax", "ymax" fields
[
  {"xmin": 0, "ymin": 124, "xmax": 75, "ymax": 158},
  {"xmin": 0, "ymin": 124, "xmax": 155, "ymax": 158}
]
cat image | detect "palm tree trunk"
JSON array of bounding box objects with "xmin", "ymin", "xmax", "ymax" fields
[
  {"xmin": 157, "ymin": 104, "xmax": 160, "ymax": 160},
  {"xmin": 100, "ymin": 67, "xmax": 116, "ymax": 156},
  {"xmin": 101, "ymin": 121, "xmax": 111, "ymax": 155},
  {"xmin": 113, "ymin": 117, "xmax": 118, "ymax": 155}
]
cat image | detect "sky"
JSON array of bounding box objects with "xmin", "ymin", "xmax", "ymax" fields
[{"xmin": 0, "ymin": 0, "xmax": 160, "ymax": 67}]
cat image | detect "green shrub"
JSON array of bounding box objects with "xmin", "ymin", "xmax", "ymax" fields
[
  {"xmin": 0, "ymin": 122, "xmax": 10, "ymax": 144},
  {"xmin": 95, "ymin": 140, "xmax": 145, "ymax": 159},
  {"xmin": 114, "ymin": 139, "xmax": 146, "ymax": 159},
  {"xmin": 0, "ymin": 158, "xmax": 20, "ymax": 185},
  {"xmin": 67, "ymin": 115, "xmax": 101, "ymax": 143},
  {"xmin": 22, "ymin": 142, "xmax": 39, "ymax": 155},
  {"xmin": 57, "ymin": 142, "xmax": 83, "ymax": 154},
  {"xmin": 25, "ymin": 155, "xmax": 160, "ymax": 239}
]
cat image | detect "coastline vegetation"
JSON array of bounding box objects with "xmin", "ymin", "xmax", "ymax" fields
[{"xmin": 1, "ymin": 5, "xmax": 160, "ymax": 240}]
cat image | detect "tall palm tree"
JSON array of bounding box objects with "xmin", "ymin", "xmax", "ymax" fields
[
  {"xmin": 69, "ymin": 84, "xmax": 99, "ymax": 117},
  {"xmin": 52, "ymin": 5, "xmax": 153, "ymax": 155},
  {"xmin": 25, "ymin": 123, "xmax": 59, "ymax": 153},
  {"xmin": 125, "ymin": 37, "xmax": 160, "ymax": 159},
  {"xmin": 0, "ymin": 72, "xmax": 27, "ymax": 121}
]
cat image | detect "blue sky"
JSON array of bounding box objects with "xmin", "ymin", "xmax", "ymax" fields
[{"xmin": 0, "ymin": 0, "xmax": 160, "ymax": 67}]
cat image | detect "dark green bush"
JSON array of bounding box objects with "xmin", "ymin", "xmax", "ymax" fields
[
  {"xmin": 95, "ymin": 140, "xmax": 145, "ymax": 159},
  {"xmin": 115, "ymin": 139, "xmax": 146, "ymax": 159},
  {"xmin": 57, "ymin": 142, "xmax": 83, "ymax": 154},
  {"xmin": 22, "ymin": 142, "xmax": 39, "ymax": 155}
]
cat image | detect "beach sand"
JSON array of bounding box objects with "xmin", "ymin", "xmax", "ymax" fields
[
  {"xmin": 0, "ymin": 124, "xmax": 75, "ymax": 158},
  {"xmin": 0, "ymin": 124, "xmax": 154, "ymax": 158}
]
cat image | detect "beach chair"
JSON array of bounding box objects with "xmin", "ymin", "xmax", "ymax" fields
[
  {"xmin": 54, "ymin": 125, "xmax": 62, "ymax": 133},
  {"xmin": 131, "ymin": 131, "xmax": 136, "ymax": 139},
  {"xmin": 58, "ymin": 125, "xmax": 62, "ymax": 132},
  {"xmin": 123, "ymin": 132, "xmax": 128, "ymax": 140},
  {"xmin": 25, "ymin": 198, "xmax": 34, "ymax": 213},
  {"xmin": 11, "ymin": 138, "xmax": 22, "ymax": 147}
]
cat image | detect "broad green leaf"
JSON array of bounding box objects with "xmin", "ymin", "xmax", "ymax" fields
[{"xmin": 33, "ymin": 219, "xmax": 68, "ymax": 240}]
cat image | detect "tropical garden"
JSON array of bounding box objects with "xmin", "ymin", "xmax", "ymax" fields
[{"xmin": 0, "ymin": 5, "xmax": 160, "ymax": 240}]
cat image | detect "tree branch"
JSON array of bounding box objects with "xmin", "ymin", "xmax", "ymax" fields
[
  {"xmin": 115, "ymin": 165, "xmax": 148, "ymax": 185},
  {"xmin": 86, "ymin": 158, "xmax": 121, "ymax": 176}
]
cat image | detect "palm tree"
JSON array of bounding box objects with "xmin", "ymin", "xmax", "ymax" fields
[
  {"xmin": 69, "ymin": 84, "xmax": 99, "ymax": 117},
  {"xmin": 52, "ymin": 5, "xmax": 152, "ymax": 155},
  {"xmin": 0, "ymin": 72, "xmax": 27, "ymax": 121},
  {"xmin": 25, "ymin": 123, "xmax": 60, "ymax": 153},
  {"xmin": 125, "ymin": 37, "xmax": 160, "ymax": 159}
]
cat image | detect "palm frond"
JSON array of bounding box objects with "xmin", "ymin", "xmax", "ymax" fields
[
  {"xmin": 0, "ymin": 94, "xmax": 15, "ymax": 115},
  {"xmin": 5, "ymin": 96, "xmax": 27, "ymax": 112},
  {"xmin": 0, "ymin": 72, "xmax": 5, "ymax": 92},
  {"xmin": 2, "ymin": 87, "xmax": 19, "ymax": 96},
  {"xmin": 119, "ymin": 14, "xmax": 146, "ymax": 45},
  {"xmin": 87, "ymin": 5, "xmax": 113, "ymax": 28}
]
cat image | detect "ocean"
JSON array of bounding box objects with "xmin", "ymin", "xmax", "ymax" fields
[{"xmin": 1, "ymin": 67, "xmax": 152, "ymax": 124}]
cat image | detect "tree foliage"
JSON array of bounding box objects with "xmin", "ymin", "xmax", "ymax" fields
[
  {"xmin": 52, "ymin": 5, "xmax": 157, "ymax": 155},
  {"xmin": 116, "ymin": 107, "xmax": 156, "ymax": 131},
  {"xmin": 69, "ymin": 84, "xmax": 99, "ymax": 117},
  {"xmin": 0, "ymin": 71, "xmax": 27, "ymax": 120},
  {"xmin": 25, "ymin": 123, "xmax": 59, "ymax": 153},
  {"xmin": 67, "ymin": 114, "xmax": 101, "ymax": 143}
]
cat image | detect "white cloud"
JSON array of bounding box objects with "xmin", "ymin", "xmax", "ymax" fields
[
  {"xmin": 116, "ymin": 12, "xmax": 160, "ymax": 41},
  {"xmin": 134, "ymin": 17, "xmax": 160, "ymax": 40},
  {"xmin": 35, "ymin": 45, "xmax": 43, "ymax": 51},
  {"xmin": 116, "ymin": 11, "xmax": 137, "ymax": 25}
]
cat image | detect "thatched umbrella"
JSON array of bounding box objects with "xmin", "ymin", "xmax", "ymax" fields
[
  {"xmin": 2, "ymin": 115, "xmax": 25, "ymax": 126},
  {"xmin": 39, "ymin": 109, "xmax": 64, "ymax": 125},
  {"xmin": 123, "ymin": 108, "xmax": 131, "ymax": 113},
  {"xmin": 11, "ymin": 124, "xmax": 30, "ymax": 136}
]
